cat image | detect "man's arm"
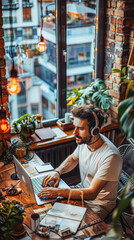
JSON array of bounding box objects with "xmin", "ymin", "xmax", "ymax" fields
[
  {"xmin": 55, "ymin": 153, "xmax": 79, "ymax": 175},
  {"xmin": 42, "ymin": 153, "xmax": 78, "ymax": 187},
  {"xmin": 39, "ymin": 177, "xmax": 107, "ymax": 200}
]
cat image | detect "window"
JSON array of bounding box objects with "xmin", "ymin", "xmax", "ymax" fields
[
  {"xmin": 31, "ymin": 104, "xmax": 38, "ymax": 115},
  {"xmin": 3, "ymin": 16, "xmax": 17, "ymax": 24},
  {"xmin": 18, "ymin": 106, "xmax": 27, "ymax": 116},
  {"xmin": 23, "ymin": 7, "xmax": 32, "ymax": 22},
  {"xmin": 23, "ymin": 27, "xmax": 32, "ymax": 39},
  {"xmin": 3, "ymin": 0, "xmax": 105, "ymax": 122},
  {"xmin": 50, "ymin": 102, "xmax": 56, "ymax": 115},
  {"xmin": 4, "ymin": 29, "xmax": 16, "ymax": 42},
  {"xmin": 17, "ymin": 82, "xmax": 26, "ymax": 105}
]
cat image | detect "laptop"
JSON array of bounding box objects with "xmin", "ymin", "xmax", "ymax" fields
[{"xmin": 13, "ymin": 155, "xmax": 70, "ymax": 205}]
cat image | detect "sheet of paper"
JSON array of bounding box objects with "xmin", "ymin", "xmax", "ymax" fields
[
  {"xmin": 35, "ymin": 163, "xmax": 54, "ymax": 173},
  {"xmin": 52, "ymin": 127, "xmax": 67, "ymax": 138},
  {"xmin": 48, "ymin": 202, "xmax": 86, "ymax": 221}
]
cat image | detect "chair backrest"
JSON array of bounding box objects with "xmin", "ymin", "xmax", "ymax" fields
[
  {"xmin": 117, "ymin": 144, "xmax": 134, "ymax": 205},
  {"xmin": 118, "ymin": 144, "xmax": 134, "ymax": 176}
]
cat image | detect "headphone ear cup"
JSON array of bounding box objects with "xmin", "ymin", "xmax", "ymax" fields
[{"xmin": 90, "ymin": 127, "xmax": 100, "ymax": 136}]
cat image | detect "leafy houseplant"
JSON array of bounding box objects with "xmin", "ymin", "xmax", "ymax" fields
[
  {"xmin": 67, "ymin": 78, "xmax": 112, "ymax": 124},
  {"xmin": 103, "ymin": 67, "xmax": 134, "ymax": 239},
  {"xmin": 12, "ymin": 114, "xmax": 40, "ymax": 142},
  {"xmin": 0, "ymin": 200, "xmax": 25, "ymax": 240}
]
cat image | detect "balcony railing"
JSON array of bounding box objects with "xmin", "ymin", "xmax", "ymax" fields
[
  {"xmin": 2, "ymin": 1, "xmax": 19, "ymax": 10},
  {"xmin": 22, "ymin": 0, "xmax": 33, "ymax": 8}
]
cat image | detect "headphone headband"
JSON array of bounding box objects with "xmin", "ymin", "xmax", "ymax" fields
[{"xmin": 89, "ymin": 109, "xmax": 100, "ymax": 136}]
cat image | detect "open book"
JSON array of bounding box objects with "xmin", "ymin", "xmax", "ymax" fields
[{"xmin": 40, "ymin": 202, "xmax": 87, "ymax": 234}]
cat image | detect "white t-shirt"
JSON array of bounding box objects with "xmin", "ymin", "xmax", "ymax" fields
[{"xmin": 73, "ymin": 134, "xmax": 123, "ymax": 219}]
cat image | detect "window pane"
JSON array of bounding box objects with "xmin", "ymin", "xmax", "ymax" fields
[
  {"xmin": 23, "ymin": 7, "xmax": 32, "ymax": 22},
  {"xmin": 66, "ymin": 0, "xmax": 96, "ymax": 111},
  {"xmin": 2, "ymin": 0, "xmax": 57, "ymax": 122}
]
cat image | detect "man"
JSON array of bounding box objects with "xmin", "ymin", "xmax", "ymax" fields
[{"xmin": 38, "ymin": 105, "xmax": 122, "ymax": 219}]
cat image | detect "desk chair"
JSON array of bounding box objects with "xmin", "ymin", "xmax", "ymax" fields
[
  {"xmin": 117, "ymin": 144, "xmax": 134, "ymax": 237},
  {"xmin": 105, "ymin": 144, "xmax": 134, "ymax": 238}
]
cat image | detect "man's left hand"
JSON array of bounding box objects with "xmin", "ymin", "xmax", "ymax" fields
[{"xmin": 38, "ymin": 187, "xmax": 59, "ymax": 199}]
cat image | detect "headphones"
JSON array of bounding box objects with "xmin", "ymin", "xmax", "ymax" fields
[{"xmin": 89, "ymin": 109, "xmax": 100, "ymax": 136}]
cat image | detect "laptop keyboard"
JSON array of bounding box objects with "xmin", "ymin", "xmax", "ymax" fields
[{"xmin": 31, "ymin": 175, "xmax": 44, "ymax": 195}]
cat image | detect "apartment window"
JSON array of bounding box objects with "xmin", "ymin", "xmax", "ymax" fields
[
  {"xmin": 23, "ymin": 7, "xmax": 32, "ymax": 22},
  {"xmin": 50, "ymin": 102, "xmax": 56, "ymax": 115},
  {"xmin": 23, "ymin": 27, "xmax": 32, "ymax": 39},
  {"xmin": 18, "ymin": 106, "xmax": 27, "ymax": 116},
  {"xmin": 31, "ymin": 104, "xmax": 38, "ymax": 115},
  {"xmin": 4, "ymin": 29, "xmax": 16, "ymax": 42},
  {"xmin": 17, "ymin": 82, "xmax": 26, "ymax": 105},
  {"xmin": 3, "ymin": 16, "xmax": 17, "ymax": 24},
  {"xmin": 42, "ymin": 97, "xmax": 48, "ymax": 109},
  {"xmin": 68, "ymin": 44, "xmax": 91, "ymax": 67}
]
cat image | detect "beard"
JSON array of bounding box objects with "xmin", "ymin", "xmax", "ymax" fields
[{"xmin": 75, "ymin": 135, "xmax": 92, "ymax": 145}]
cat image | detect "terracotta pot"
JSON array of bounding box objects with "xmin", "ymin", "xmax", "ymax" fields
[{"xmin": 15, "ymin": 221, "xmax": 24, "ymax": 233}]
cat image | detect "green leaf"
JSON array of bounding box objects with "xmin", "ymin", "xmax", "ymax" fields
[
  {"xmin": 118, "ymin": 97, "xmax": 134, "ymax": 119},
  {"xmin": 119, "ymin": 103, "xmax": 134, "ymax": 138},
  {"xmin": 112, "ymin": 69, "xmax": 121, "ymax": 73},
  {"xmin": 121, "ymin": 67, "xmax": 127, "ymax": 74},
  {"xmin": 113, "ymin": 191, "xmax": 134, "ymax": 232}
]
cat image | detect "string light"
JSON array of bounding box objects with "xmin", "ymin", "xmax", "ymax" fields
[
  {"xmin": 38, "ymin": 35, "xmax": 47, "ymax": 52},
  {"xmin": 0, "ymin": 108, "xmax": 10, "ymax": 134},
  {"xmin": 7, "ymin": 64, "xmax": 21, "ymax": 95},
  {"xmin": 38, "ymin": 0, "xmax": 47, "ymax": 52},
  {"xmin": 7, "ymin": 0, "xmax": 21, "ymax": 96},
  {"xmin": 0, "ymin": 79, "xmax": 10, "ymax": 134}
]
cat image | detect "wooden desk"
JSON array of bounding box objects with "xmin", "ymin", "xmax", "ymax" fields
[
  {"xmin": 11, "ymin": 123, "xmax": 119, "ymax": 151},
  {"xmin": 0, "ymin": 163, "xmax": 110, "ymax": 239}
]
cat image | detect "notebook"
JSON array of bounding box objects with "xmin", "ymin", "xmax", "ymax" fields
[
  {"xmin": 40, "ymin": 202, "xmax": 87, "ymax": 234},
  {"xmin": 13, "ymin": 155, "xmax": 70, "ymax": 205}
]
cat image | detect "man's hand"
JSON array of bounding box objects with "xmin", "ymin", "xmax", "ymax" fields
[
  {"xmin": 38, "ymin": 187, "xmax": 59, "ymax": 199},
  {"xmin": 42, "ymin": 171, "xmax": 60, "ymax": 187}
]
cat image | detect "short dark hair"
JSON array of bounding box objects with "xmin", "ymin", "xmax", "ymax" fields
[{"xmin": 71, "ymin": 104, "xmax": 104, "ymax": 129}]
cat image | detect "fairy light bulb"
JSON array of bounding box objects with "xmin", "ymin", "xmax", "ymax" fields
[
  {"xmin": 7, "ymin": 66, "xmax": 21, "ymax": 95},
  {"xmin": 0, "ymin": 108, "xmax": 10, "ymax": 134},
  {"xmin": 38, "ymin": 35, "xmax": 47, "ymax": 52}
]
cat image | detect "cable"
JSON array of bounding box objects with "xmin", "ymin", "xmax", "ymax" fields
[{"xmin": 0, "ymin": 166, "xmax": 14, "ymax": 174}]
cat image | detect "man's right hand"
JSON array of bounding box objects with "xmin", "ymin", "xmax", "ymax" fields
[{"xmin": 42, "ymin": 171, "xmax": 60, "ymax": 188}]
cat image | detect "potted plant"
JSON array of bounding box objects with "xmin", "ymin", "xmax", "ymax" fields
[
  {"xmin": 103, "ymin": 68, "xmax": 134, "ymax": 239},
  {"xmin": 12, "ymin": 113, "xmax": 41, "ymax": 142},
  {"xmin": 0, "ymin": 200, "xmax": 25, "ymax": 240},
  {"xmin": 67, "ymin": 78, "xmax": 112, "ymax": 125}
]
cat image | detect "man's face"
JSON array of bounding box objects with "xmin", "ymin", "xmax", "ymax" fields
[{"xmin": 73, "ymin": 117, "xmax": 92, "ymax": 145}]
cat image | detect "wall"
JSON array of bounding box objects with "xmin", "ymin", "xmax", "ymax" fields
[
  {"xmin": 0, "ymin": 1, "xmax": 10, "ymax": 149},
  {"xmin": 104, "ymin": 0, "xmax": 134, "ymax": 121}
]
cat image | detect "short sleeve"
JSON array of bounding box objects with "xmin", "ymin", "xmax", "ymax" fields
[
  {"xmin": 73, "ymin": 146, "xmax": 79, "ymax": 158},
  {"xmin": 95, "ymin": 154, "xmax": 123, "ymax": 181}
]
